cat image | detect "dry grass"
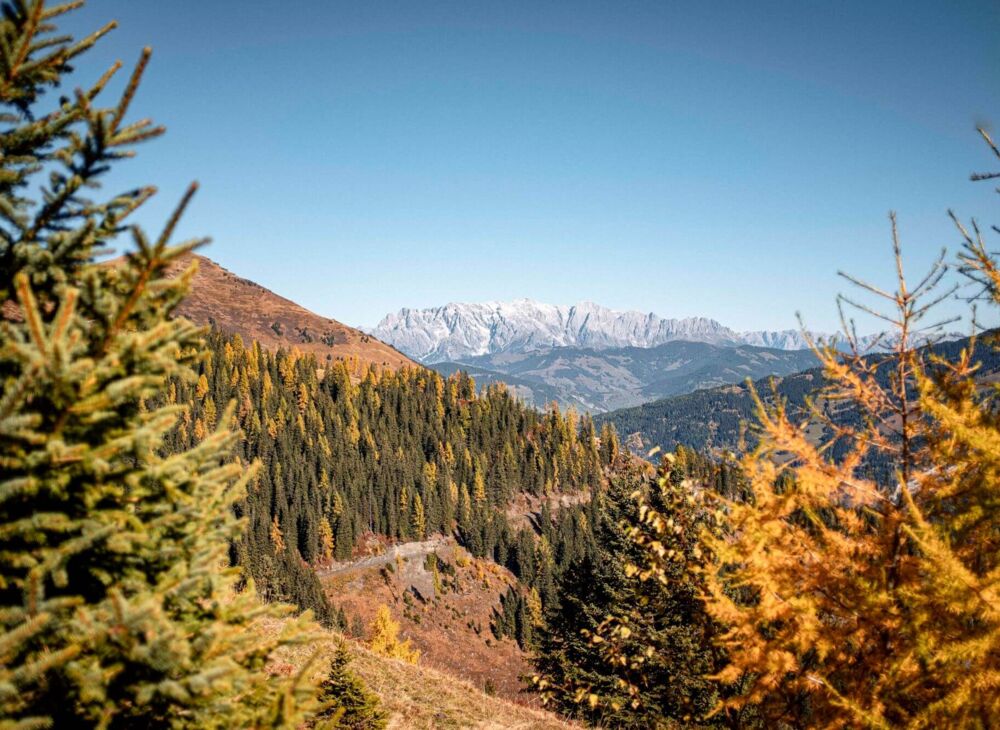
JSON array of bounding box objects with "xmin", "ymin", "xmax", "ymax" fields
[
  {"xmin": 326, "ymin": 541, "xmax": 534, "ymax": 700},
  {"xmin": 349, "ymin": 642, "xmax": 577, "ymax": 729},
  {"xmin": 166, "ymin": 253, "xmax": 417, "ymax": 370},
  {"xmin": 258, "ymin": 614, "xmax": 577, "ymax": 730}
]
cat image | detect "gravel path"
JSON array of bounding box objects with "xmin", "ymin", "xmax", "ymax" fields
[{"xmin": 316, "ymin": 536, "xmax": 451, "ymax": 578}]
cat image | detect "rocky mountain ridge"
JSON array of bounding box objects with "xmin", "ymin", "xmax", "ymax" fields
[{"xmin": 370, "ymin": 299, "xmax": 866, "ymax": 363}]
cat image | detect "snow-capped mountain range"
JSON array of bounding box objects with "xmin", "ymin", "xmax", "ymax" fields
[{"xmin": 369, "ymin": 299, "xmax": 833, "ymax": 363}]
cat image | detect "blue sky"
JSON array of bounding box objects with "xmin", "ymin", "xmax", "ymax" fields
[{"xmin": 61, "ymin": 1, "xmax": 999, "ymax": 333}]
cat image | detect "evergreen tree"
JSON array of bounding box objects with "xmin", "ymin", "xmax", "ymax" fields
[
  {"xmin": 411, "ymin": 492, "xmax": 426, "ymax": 540},
  {"xmin": 596, "ymin": 457, "xmax": 752, "ymax": 729},
  {"xmin": 0, "ymin": 2, "xmax": 320, "ymax": 725},
  {"xmin": 531, "ymin": 459, "xmax": 729, "ymax": 728},
  {"xmin": 313, "ymin": 641, "xmax": 388, "ymax": 730},
  {"xmin": 529, "ymin": 462, "xmax": 654, "ymax": 726}
]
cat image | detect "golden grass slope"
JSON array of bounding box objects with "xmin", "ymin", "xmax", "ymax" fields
[
  {"xmin": 260, "ymin": 614, "xmax": 576, "ymax": 730},
  {"xmin": 168, "ymin": 254, "xmax": 418, "ymax": 370}
]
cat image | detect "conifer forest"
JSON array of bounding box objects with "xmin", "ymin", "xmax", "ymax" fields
[{"xmin": 1, "ymin": 2, "xmax": 998, "ymax": 728}]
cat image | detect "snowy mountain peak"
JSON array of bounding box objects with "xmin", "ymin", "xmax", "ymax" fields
[
  {"xmin": 368, "ymin": 299, "xmax": 962, "ymax": 364},
  {"xmin": 370, "ymin": 299, "xmax": 771, "ymax": 363}
]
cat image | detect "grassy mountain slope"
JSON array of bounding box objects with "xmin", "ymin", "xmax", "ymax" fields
[
  {"xmin": 319, "ymin": 537, "xmax": 534, "ymax": 701},
  {"xmin": 168, "ymin": 254, "xmax": 417, "ymax": 370},
  {"xmin": 351, "ymin": 647, "xmax": 574, "ymax": 729},
  {"xmin": 261, "ymin": 612, "xmax": 575, "ymax": 729}
]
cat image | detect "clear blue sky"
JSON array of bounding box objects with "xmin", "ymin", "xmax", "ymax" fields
[{"xmin": 61, "ymin": 1, "xmax": 999, "ymax": 333}]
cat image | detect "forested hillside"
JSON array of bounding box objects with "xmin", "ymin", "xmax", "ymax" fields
[
  {"xmin": 5, "ymin": 2, "xmax": 998, "ymax": 728},
  {"xmin": 163, "ymin": 330, "xmax": 614, "ymax": 624}
]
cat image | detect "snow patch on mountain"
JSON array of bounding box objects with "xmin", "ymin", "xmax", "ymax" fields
[{"xmin": 738, "ymin": 329, "xmax": 813, "ymax": 351}]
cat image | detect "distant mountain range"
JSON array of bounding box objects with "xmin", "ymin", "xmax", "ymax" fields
[
  {"xmin": 369, "ymin": 300, "xmax": 824, "ymax": 363},
  {"xmin": 367, "ymin": 299, "xmax": 937, "ymax": 364},
  {"xmin": 367, "ymin": 299, "xmax": 961, "ymax": 412}
]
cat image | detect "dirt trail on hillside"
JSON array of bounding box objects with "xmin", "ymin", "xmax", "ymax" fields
[{"xmin": 316, "ymin": 537, "xmax": 451, "ymax": 579}]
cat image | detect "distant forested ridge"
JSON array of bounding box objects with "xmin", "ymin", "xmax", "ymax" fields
[
  {"xmin": 597, "ymin": 332, "xmax": 1000, "ymax": 463},
  {"xmin": 430, "ymin": 340, "xmax": 820, "ymax": 412}
]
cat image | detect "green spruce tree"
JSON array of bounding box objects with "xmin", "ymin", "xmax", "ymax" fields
[
  {"xmin": 0, "ymin": 2, "xmax": 321, "ymax": 726},
  {"xmin": 530, "ymin": 461, "xmax": 649, "ymax": 726},
  {"xmin": 531, "ymin": 458, "xmax": 732, "ymax": 728},
  {"xmin": 313, "ymin": 641, "xmax": 387, "ymax": 730}
]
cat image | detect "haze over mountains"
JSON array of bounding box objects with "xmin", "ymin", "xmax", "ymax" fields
[{"xmin": 431, "ymin": 342, "xmax": 820, "ymax": 413}]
